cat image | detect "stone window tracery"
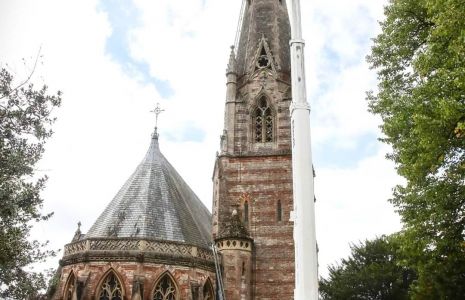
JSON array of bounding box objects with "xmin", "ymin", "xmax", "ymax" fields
[
  {"xmin": 98, "ymin": 271, "xmax": 123, "ymax": 300},
  {"xmin": 153, "ymin": 273, "xmax": 177, "ymax": 300},
  {"xmin": 256, "ymin": 47, "xmax": 271, "ymax": 70},
  {"xmin": 64, "ymin": 271, "xmax": 76, "ymax": 300},
  {"xmin": 203, "ymin": 279, "xmax": 214, "ymax": 300},
  {"xmin": 254, "ymin": 96, "xmax": 274, "ymax": 143}
]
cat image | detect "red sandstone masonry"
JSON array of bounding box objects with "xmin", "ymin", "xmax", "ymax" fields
[{"xmin": 55, "ymin": 262, "xmax": 215, "ymax": 300}]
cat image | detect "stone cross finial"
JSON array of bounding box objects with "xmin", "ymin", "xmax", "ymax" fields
[{"xmin": 150, "ymin": 103, "xmax": 165, "ymax": 129}]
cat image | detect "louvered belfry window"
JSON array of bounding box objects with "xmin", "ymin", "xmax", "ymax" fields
[
  {"xmin": 254, "ymin": 97, "xmax": 273, "ymax": 143},
  {"xmin": 98, "ymin": 272, "xmax": 123, "ymax": 300},
  {"xmin": 153, "ymin": 274, "xmax": 177, "ymax": 300}
]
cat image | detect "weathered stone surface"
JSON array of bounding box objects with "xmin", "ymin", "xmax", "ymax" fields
[
  {"xmin": 54, "ymin": 262, "xmax": 215, "ymax": 300},
  {"xmin": 213, "ymin": 0, "xmax": 295, "ymax": 298}
]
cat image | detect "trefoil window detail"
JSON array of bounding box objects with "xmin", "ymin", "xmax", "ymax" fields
[
  {"xmin": 254, "ymin": 97, "xmax": 273, "ymax": 143},
  {"xmin": 153, "ymin": 273, "xmax": 177, "ymax": 300},
  {"xmin": 256, "ymin": 47, "xmax": 271, "ymax": 70},
  {"xmin": 98, "ymin": 271, "xmax": 123, "ymax": 300}
]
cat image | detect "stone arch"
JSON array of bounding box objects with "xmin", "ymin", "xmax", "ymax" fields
[
  {"xmin": 202, "ymin": 278, "xmax": 215, "ymax": 300},
  {"xmin": 95, "ymin": 268, "xmax": 125, "ymax": 300},
  {"xmin": 251, "ymin": 94, "xmax": 275, "ymax": 143},
  {"xmin": 64, "ymin": 270, "xmax": 77, "ymax": 300},
  {"xmin": 151, "ymin": 271, "xmax": 179, "ymax": 300}
]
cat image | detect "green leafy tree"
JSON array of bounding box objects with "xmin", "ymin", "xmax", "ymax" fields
[
  {"xmin": 0, "ymin": 67, "xmax": 61, "ymax": 299},
  {"xmin": 319, "ymin": 236, "xmax": 415, "ymax": 300},
  {"xmin": 367, "ymin": 0, "xmax": 465, "ymax": 297}
]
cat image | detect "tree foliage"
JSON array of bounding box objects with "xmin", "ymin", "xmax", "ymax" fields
[
  {"xmin": 319, "ymin": 236, "xmax": 415, "ymax": 300},
  {"xmin": 367, "ymin": 0, "xmax": 465, "ymax": 297},
  {"xmin": 0, "ymin": 67, "xmax": 61, "ymax": 299}
]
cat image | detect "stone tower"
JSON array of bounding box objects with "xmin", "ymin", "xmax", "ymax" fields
[{"xmin": 212, "ymin": 0, "xmax": 294, "ymax": 299}]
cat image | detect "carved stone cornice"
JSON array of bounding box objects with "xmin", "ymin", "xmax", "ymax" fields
[{"xmin": 62, "ymin": 238, "xmax": 214, "ymax": 271}]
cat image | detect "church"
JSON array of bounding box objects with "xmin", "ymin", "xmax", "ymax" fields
[{"xmin": 52, "ymin": 0, "xmax": 298, "ymax": 299}]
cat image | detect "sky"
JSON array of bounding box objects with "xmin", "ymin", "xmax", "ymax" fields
[{"xmin": 0, "ymin": 0, "xmax": 402, "ymax": 278}]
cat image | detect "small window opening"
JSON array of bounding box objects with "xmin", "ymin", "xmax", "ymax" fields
[
  {"xmin": 244, "ymin": 201, "xmax": 249, "ymax": 224},
  {"xmin": 277, "ymin": 200, "xmax": 282, "ymax": 222},
  {"xmin": 242, "ymin": 261, "xmax": 246, "ymax": 276}
]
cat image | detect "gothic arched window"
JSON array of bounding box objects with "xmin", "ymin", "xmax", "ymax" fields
[
  {"xmin": 254, "ymin": 97, "xmax": 273, "ymax": 143},
  {"xmin": 64, "ymin": 271, "xmax": 76, "ymax": 300},
  {"xmin": 203, "ymin": 279, "xmax": 214, "ymax": 300},
  {"xmin": 98, "ymin": 271, "xmax": 123, "ymax": 300},
  {"xmin": 153, "ymin": 273, "xmax": 177, "ymax": 300}
]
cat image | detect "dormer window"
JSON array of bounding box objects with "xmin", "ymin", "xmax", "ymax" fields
[{"xmin": 254, "ymin": 97, "xmax": 274, "ymax": 143}]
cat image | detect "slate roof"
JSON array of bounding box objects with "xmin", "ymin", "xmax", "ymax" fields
[{"xmin": 86, "ymin": 130, "xmax": 212, "ymax": 248}]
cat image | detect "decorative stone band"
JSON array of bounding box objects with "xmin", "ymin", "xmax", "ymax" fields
[
  {"xmin": 215, "ymin": 237, "xmax": 253, "ymax": 252},
  {"xmin": 62, "ymin": 238, "xmax": 215, "ymax": 271}
]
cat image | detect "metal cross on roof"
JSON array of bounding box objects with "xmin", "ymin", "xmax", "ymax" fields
[{"xmin": 150, "ymin": 103, "xmax": 165, "ymax": 128}]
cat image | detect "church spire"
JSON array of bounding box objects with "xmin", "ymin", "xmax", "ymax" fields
[
  {"xmin": 226, "ymin": 45, "xmax": 237, "ymax": 75},
  {"xmin": 235, "ymin": 0, "xmax": 291, "ymax": 77}
]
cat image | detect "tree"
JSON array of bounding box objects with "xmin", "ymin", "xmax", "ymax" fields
[
  {"xmin": 319, "ymin": 236, "xmax": 415, "ymax": 300},
  {"xmin": 367, "ymin": 0, "xmax": 465, "ymax": 297},
  {"xmin": 0, "ymin": 67, "xmax": 61, "ymax": 299}
]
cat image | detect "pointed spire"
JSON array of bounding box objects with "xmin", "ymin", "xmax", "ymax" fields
[
  {"xmin": 152, "ymin": 127, "xmax": 159, "ymax": 140},
  {"xmin": 235, "ymin": 0, "xmax": 291, "ymax": 77},
  {"xmin": 226, "ymin": 45, "xmax": 237, "ymax": 74},
  {"xmin": 72, "ymin": 221, "xmax": 82, "ymax": 242}
]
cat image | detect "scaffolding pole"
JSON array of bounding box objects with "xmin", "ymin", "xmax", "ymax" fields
[{"xmin": 288, "ymin": 0, "xmax": 319, "ymax": 299}]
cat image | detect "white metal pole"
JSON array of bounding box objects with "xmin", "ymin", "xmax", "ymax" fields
[{"xmin": 288, "ymin": 0, "xmax": 319, "ymax": 299}]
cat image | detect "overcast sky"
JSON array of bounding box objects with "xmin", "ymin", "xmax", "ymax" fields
[{"xmin": 0, "ymin": 0, "xmax": 402, "ymax": 278}]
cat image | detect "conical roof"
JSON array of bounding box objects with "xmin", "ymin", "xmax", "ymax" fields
[{"xmin": 86, "ymin": 130, "xmax": 212, "ymax": 248}]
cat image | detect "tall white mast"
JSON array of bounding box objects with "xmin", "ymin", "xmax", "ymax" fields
[{"xmin": 288, "ymin": 0, "xmax": 319, "ymax": 299}]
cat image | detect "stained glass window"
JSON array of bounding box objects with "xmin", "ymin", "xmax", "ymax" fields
[
  {"xmin": 98, "ymin": 272, "xmax": 123, "ymax": 300},
  {"xmin": 254, "ymin": 97, "xmax": 273, "ymax": 143},
  {"xmin": 153, "ymin": 274, "xmax": 177, "ymax": 300}
]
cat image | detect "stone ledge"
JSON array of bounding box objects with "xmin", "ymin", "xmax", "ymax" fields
[{"xmin": 62, "ymin": 238, "xmax": 215, "ymax": 271}]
